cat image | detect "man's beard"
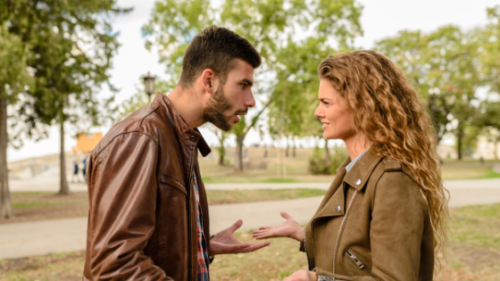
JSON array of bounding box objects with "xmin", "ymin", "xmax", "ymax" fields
[{"xmin": 202, "ymin": 84, "xmax": 234, "ymax": 131}]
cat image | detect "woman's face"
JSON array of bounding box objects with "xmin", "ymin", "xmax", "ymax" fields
[{"xmin": 314, "ymin": 79, "xmax": 356, "ymax": 141}]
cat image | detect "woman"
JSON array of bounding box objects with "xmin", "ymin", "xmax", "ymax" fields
[{"xmin": 253, "ymin": 51, "xmax": 448, "ymax": 281}]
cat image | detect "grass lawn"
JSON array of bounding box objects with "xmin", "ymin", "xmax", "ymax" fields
[
  {"xmin": 0, "ymin": 189, "xmax": 327, "ymax": 224},
  {"xmin": 197, "ymin": 147, "xmax": 500, "ymax": 183},
  {"xmin": 441, "ymin": 165, "xmax": 500, "ymax": 180},
  {"xmin": 2, "ymin": 204, "xmax": 500, "ymax": 280}
]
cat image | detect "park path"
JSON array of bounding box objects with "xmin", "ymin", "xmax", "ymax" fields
[{"xmin": 1, "ymin": 178, "xmax": 500, "ymax": 259}]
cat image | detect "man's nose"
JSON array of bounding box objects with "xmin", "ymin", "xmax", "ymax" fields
[{"xmin": 245, "ymin": 90, "xmax": 256, "ymax": 108}]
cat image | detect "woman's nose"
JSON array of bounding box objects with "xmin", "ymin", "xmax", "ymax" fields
[{"xmin": 314, "ymin": 104, "xmax": 323, "ymax": 118}]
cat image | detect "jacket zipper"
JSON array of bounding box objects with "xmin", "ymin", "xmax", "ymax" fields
[
  {"xmin": 332, "ymin": 189, "xmax": 358, "ymax": 274},
  {"xmin": 345, "ymin": 250, "xmax": 378, "ymax": 278}
]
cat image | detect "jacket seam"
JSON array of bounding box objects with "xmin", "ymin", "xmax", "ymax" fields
[
  {"xmin": 93, "ymin": 131, "xmax": 158, "ymax": 160},
  {"xmin": 139, "ymin": 103, "xmax": 160, "ymax": 133},
  {"xmin": 372, "ymin": 169, "xmax": 419, "ymax": 207},
  {"xmin": 370, "ymin": 170, "xmax": 386, "ymax": 209}
]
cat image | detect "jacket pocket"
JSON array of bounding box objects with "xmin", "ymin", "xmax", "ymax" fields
[
  {"xmin": 160, "ymin": 173, "xmax": 187, "ymax": 195},
  {"xmin": 345, "ymin": 250, "xmax": 378, "ymax": 278}
]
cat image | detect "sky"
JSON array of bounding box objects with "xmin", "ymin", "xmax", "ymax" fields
[{"xmin": 7, "ymin": 0, "xmax": 500, "ymax": 162}]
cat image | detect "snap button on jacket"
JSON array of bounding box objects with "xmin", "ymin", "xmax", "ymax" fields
[{"xmin": 83, "ymin": 93, "xmax": 211, "ymax": 280}]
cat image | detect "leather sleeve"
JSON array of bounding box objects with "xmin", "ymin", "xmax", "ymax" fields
[
  {"xmin": 313, "ymin": 171, "xmax": 427, "ymax": 281},
  {"xmin": 87, "ymin": 132, "xmax": 172, "ymax": 280}
]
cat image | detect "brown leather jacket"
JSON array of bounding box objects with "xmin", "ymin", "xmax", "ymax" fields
[
  {"xmin": 83, "ymin": 93, "xmax": 211, "ymax": 280},
  {"xmin": 302, "ymin": 151, "xmax": 434, "ymax": 281}
]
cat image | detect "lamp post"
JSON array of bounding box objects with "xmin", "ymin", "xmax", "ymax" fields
[{"xmin": 143, "ymin": 72, "xmax": 155, "ymax": 103}]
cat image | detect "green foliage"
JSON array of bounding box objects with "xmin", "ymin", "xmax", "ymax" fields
[
  {"xmin": 142, "ymin": 0, "xmax": 364, "ymax": 169},
  {"xmin": 308, "ymin": 145, "xmax": 348, "ymax": 175},
  {"xmin": 1, "ymin": 0, "xmax": 131, "ymax": 141},
  {"xmin": 330, "ymin": 145, "xmax": 349, "ymax": 172},
  {"xmin": 265, "ymin": 1, "xmax": 364, "ymax": 140},
  {"xmin": 480, "ymin": 5, "xmax": 500, "ymax": 95},
  {"xmin": 115, "ymin": 77, "xmax": 172, "ymax": 122},
  {"xmin": 0, "ymin": 23, "xmax": 32, "ymax": 102},
  {"xmin": 375, "ymin": 25, "xmax": 480, "ymax": 146},
  {"xmin": 308, "ymin": 147, "xmax": 332, "ymax": 175}
]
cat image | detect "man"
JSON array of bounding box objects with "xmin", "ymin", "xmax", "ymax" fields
[
  {"xmin": 83, "ymin": 26, "xmax": 270, "ymax": 280},
  {"xmin": 72, "ymin": 161, "xmax": 79, "ymax": 183}
]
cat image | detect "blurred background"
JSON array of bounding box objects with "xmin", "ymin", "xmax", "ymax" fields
[{"xmin": 1, "ymin": 0, "xmax": 500, "ymax": 280}]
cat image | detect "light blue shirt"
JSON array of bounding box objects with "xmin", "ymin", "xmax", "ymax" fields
[{"xmin": 345, "ymin": 150, "xmax": 366, "ymax": 173}]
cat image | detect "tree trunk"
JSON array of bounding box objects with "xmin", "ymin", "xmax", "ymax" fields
[
  {"xmin": 285, "ymin": 139, "xmax": 289, "ymax": 158},
  {"xmin": 494, "ymin": 139, "xmax": 499, "ymax": 160},
  {"xmin": 217, "ymin": 133, "xmax": 226, "ymax": 166},
  {"xmin": 324, "ymin": 139, "xmax": 331, "ymax": 161},
  {"xmin": 59, "ymin": 113, "xmax": 70, "ymax": 195},
  {"xmin": 457, "ymin": 125, "xmax": 463, "ymax": 161},
  {"xmin": 235, "ymin": 134, "xmax": 245, "ymax": 171},
  {"xmin": 218, "ymin": 146, "xmax": 225, "ymax": 166},
  {"xmin": 0, "ymin": 97, "xmax": 12, "ymax": 218},
  {"xmin": 292, "ymin": 141, "xmax": 296, "ymax": 158}
]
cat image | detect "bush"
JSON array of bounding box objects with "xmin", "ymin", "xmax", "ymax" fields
[
  {"xmin": 308, "ymin": 147, "xmax": 332, "ymax": 175},
  {"xmin": 308, "ymin": 145, "xmax": 349, "ymax": 175},
  {"xmin": 330, "ymin": 145, "xmax": 349, "ymax": 173}
]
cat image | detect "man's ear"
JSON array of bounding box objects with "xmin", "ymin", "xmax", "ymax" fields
[{"xmin": 201, "ymin": 69, "xmax": 218, "ymax": 94}]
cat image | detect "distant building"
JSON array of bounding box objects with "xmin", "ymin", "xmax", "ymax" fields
[
  {"xmin": 437, "ymin": 144, "xmax": 457, "ymax": 160},
  {"xmin": 474, "ymin": 130, "xmax": 500, "ymax": 159},
  {"xmin": 73, "ymin": 132, "xmax": 102, "ymax": 154}
]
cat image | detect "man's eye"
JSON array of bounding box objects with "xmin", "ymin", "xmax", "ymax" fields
[{"xmin": 241, "ymin": 83, "xmax": 246, "ymax": 89}]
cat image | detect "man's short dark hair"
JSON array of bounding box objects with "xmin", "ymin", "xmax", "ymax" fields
[{"xmin": 179, "ymin": 26, "xmax": 261, "ymax": 86}]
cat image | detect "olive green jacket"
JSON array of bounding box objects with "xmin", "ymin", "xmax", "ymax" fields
[{"xmin": 302, "ymin": 151, "xmax": 434, "ymax": 281}]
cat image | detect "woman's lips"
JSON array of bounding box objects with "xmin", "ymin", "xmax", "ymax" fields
[{"xmin": 322, "ymin": 124, "xmax": 328, "ymax": 130}]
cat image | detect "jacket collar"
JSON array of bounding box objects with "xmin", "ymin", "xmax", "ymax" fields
[
  {"xmin": 342, "ymin": 150, "xmax": 383, "ymax": 191},
  {"xmin": 152, "ymin": 92, "xmax": 211, "ymax": 157}
]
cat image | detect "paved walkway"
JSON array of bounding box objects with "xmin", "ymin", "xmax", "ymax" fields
[{"xmin": 1, "ymin": 179, "xmax": 500, "ymax": 259}]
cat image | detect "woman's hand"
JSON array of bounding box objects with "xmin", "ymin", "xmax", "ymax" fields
[
  {"xmin": 252, "ymin": 211, "xmax": 305, "ymax": 242},
  {"xmin": 283, "ymin": 270, "xmax": 317, "ymax": 281}
]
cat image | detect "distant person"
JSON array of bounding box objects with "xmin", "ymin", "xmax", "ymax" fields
[
  {"xmin": 82, "ymin": 154, "xmax": 89, "ymax": 182},
  {"xmin": 83, "ymin": 26, "xmax": 269, "ymax": 280},
  {"xmin": 254, "ymin": 51, "xmax": 449, "ymax": 281},
  {"xmin": 72, "ymin": 161, "xmax": 79, "ymax": 183}
]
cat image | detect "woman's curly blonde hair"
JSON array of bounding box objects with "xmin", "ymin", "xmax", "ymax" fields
[{"xmin": 318, "ymin": 50, "xmax": 449, "ymax": 264}]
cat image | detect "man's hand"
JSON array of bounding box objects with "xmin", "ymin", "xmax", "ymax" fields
[
  {"xmin": 210, "ymin": 219, "xmax": 270, "ymax": 255},
  {"xmin": 283, "ymin": 270, "xmax": 317, "ymax": 281},
  {"xmin": 252, "ymin": 212, "xmax": 305, "ymax": 242}
]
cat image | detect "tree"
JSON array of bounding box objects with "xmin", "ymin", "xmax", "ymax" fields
[
  {"xmin": 480, "ymin": 6, "xmax": 500, "ymax": 95},
  {"xmin": 0, "ymin": 21, "xmax": 33, "ymax": 218},
  {"xmin": 26, "ymin": 1, "xmax": 130, "ymax": 195},
  {"xmin": 375, "ymin": 26, "xmax": 481, "ymax": 159},
  {"xmin": 476, "ymin": 6, "xmax": 500, "ymax": 159},
  {"xmin": 0, "ymin": 0, "xmax": 129, "ymax": 217},
  {"xmin": 475, "ymin": 101, "xmax": 500, "ymax": 159},
  {"xmin": 142, "ymin": 0, "xmax": 363, "ymax": 170},
  {"xmin": 209, "ymin": 125, "xmax": 228, "ymax": 166}
]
